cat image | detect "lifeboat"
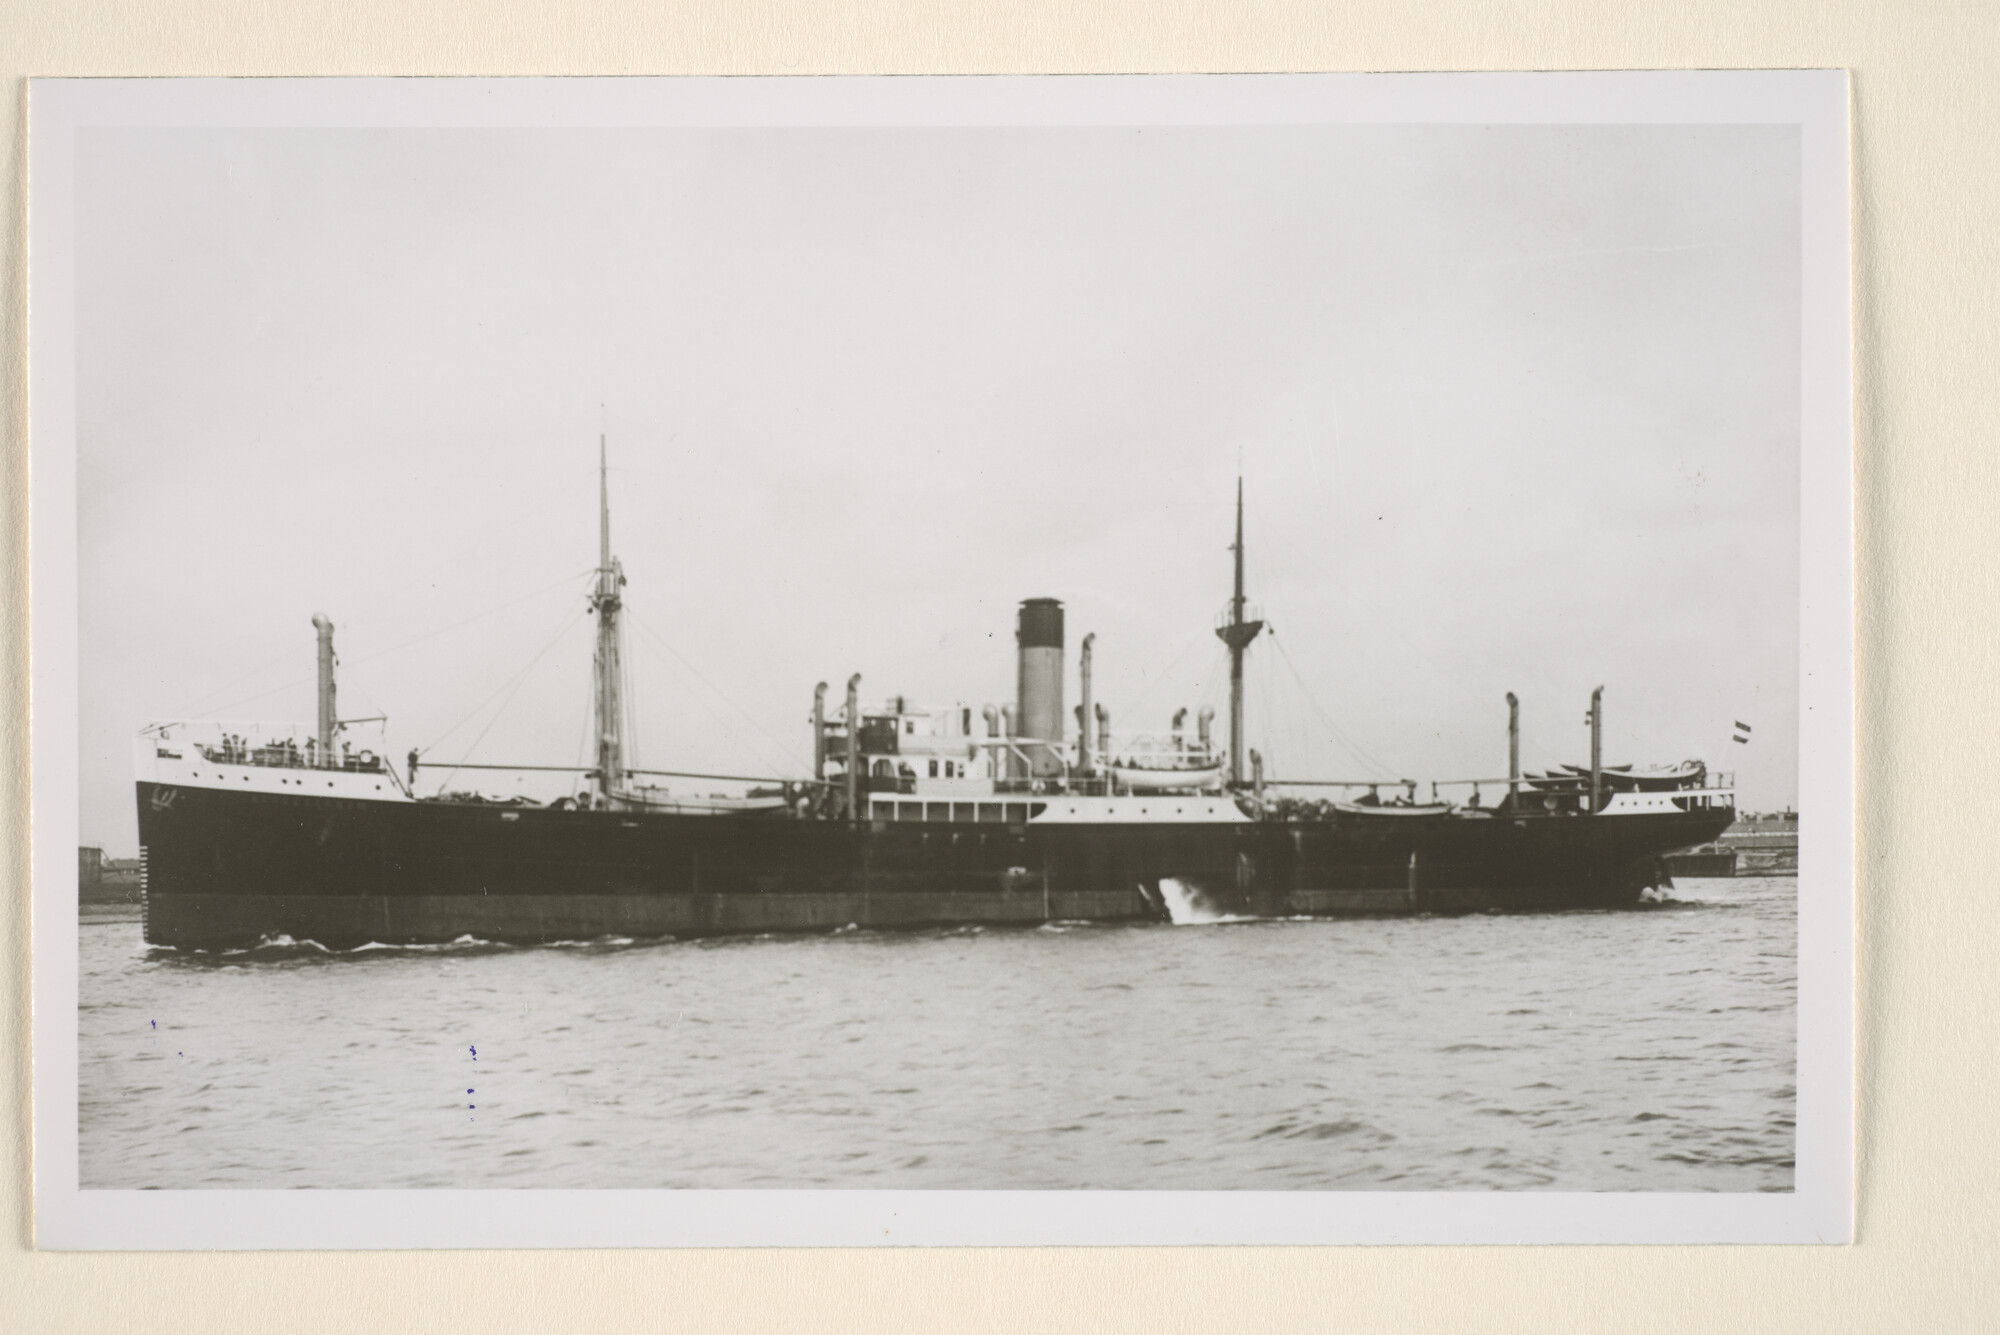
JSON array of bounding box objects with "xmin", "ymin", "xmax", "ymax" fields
[
  {"xmin": 1325, "ymin": 799, "xmax": 1455, "ymax": 818},
  {"xmin": 1557, "ymin": 760, "xmax": 1707, "ymax": 792},
  {"xmin": 1109, "ymin": 762, "xmax": 1226, "ymax": 792}
]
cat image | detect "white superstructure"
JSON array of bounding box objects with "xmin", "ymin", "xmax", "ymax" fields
[{"xmin": 137, "ymin": 721, "xmax": 411, "ymax": 804}]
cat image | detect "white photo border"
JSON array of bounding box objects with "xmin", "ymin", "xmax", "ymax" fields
[{"xmin": 30, "ymin": 71, "xmax": 1853, "ymax": 1248}]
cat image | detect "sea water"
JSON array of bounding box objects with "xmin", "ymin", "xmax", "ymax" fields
[{"xmin": 77, "ymin": 877, "xmax": 1795, "ymax": 1190}]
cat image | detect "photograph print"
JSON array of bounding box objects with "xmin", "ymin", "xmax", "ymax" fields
[{"xmin": 34, "ymin": 74, "xmax": 1852, "ymax": 1245}]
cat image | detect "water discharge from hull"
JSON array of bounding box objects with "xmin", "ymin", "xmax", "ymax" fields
[{"xmin": 1156, "ymin": 877, "xmax": 1254, "ymax": 926}]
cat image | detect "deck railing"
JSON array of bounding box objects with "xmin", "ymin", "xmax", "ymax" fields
[
  {"xmin": 1261, "ymin": 769, "xmax": 1736, "ymax": 813},
  {"xmin": 143, "ymin": 719, "xmax": 391, "ymax": 774}
]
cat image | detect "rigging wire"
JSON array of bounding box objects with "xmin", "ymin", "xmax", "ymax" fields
[
  {"xmin": 174, "ymin": 641, "xmax": 312, "ymax": 722},
  {"xmin": 185, "ymin": 567, "xmax": 597, "ymax": 720},
  {"xmin": 626, "ymin": 608, "xmax": 807, "ymax": 776},
  {"xmin": 421, "ymin": 606, "xmax": 587, "ymax": 764},
  {"xmin": 339, "ymin": 672, "xmax": 393, "ymax": 736},
  {"xmin": 1224, "ymin": 485, "xmax": 1416, "ymax": 775},
  {"xmin": 1261, "ymin": 649, "xmax": 1301, "ymax": 780},
  {"xmin": 1247, "ymin": 647, "xmax": 1276, "ymax": 777},
  {"xmin": 623, "ymin": 613, "xmax": 799, "ymax": 778},
  {"xmin": 433, "ymin": 618, "xmax": 582, "ymax": 793},
  {"xmin": 1123, "ymin": 622, "xmax": 1216, "ymax": 721},
  {"xmin": 573, "ymin": 651, "xmax": 594, "ymax": 782},
  {"xmin": 1257, "ymin": 647, "xmax": 1309, "ymax": 781},
  {"xmin": 1267, "ymin": 631, "xmax": 1402, "ymax": 779},
  {"xmin": 1195, "ymin": 643, "xmax": 1227, "ymax": 719},
  {"xmin": 622, "ymin": 609, "xmax": 641, "ymax": 773},
  {"xmin": 1351, "ymin": 609, "xmax": 1566, "ymax": 774},
  {"xmin": 355, "ymin": 567, "xmax": 595, "ymax": 672},
  {"xmin": 1248, "ymin": 502, "xmax": 1568, "ymax": 773}
]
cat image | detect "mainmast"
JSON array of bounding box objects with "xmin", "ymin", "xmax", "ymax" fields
[
  {"xmin": 589, "ymin": 435, "xmax": 626, "ymax": 801},
  {"xmin": 1214, "ymin": 476, "xmax": 1264, "ymax": 787}
]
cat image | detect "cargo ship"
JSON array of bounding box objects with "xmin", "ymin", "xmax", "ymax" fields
[{"xmin": 134, "ymin": 446, "xmax": 1736, "ymax": 949}]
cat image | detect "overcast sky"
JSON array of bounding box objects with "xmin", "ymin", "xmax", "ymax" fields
[{"xmin": 75, "ymin": 124, "xmax": 1801, "ymax": 852}]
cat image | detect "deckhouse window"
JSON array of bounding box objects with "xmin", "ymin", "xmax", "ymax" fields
[{"xmin": 928, "ymin": 760, "xmax": 938, "ymax": 778}]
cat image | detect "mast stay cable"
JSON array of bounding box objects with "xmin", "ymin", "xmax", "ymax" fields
[
  {"xmin": 1124, "ymin": 623, "xmax": 1216, "ymax": 719},
  {"xmin": 420, "ymin": 606, "xmax": 587, "ymax": 772},
  {"xmin": 626, "ymin": 607, "xmax": 808, "ymax": 776},
  {"xmin": 183, "ymin": 567, "xmax": 596, "ymax": 720},
  {"xmin": 1267, "ymin": 630, "xmax": 1401, "ymax": 779}
]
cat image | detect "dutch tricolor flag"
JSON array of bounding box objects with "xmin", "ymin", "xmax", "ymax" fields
[{"xmin": 1733, "ymin": 720, "xmax": 1753, "ymax": 745}]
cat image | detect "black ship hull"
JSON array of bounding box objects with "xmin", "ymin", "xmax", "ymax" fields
[{"xmin": 135, "ymin": 781, "xmax": 1733, "ymax": 949}]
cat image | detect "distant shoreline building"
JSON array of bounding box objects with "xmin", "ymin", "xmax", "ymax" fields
[
  {"xmin": 1662, "ymin": 811, "xmax": 1798, "ymax": 879},
  {"xmin": 78, "ymin": 845, "xmax": 142, "ymax": 905}
]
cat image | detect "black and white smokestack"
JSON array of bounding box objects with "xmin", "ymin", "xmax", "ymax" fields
[{"xmin": 1015, "ymin": 598, "xmax": 1065, "ymax": 779}]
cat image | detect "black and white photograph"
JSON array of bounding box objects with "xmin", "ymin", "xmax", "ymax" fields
[{"xmin": 30, "ymin": 74, "xmax": 1852, "ymax": 1246}]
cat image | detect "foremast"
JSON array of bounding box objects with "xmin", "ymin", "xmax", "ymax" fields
[
  {"xmin": 1214, "ymin": 476, "xmax": 1264, "ymax": 787},
  {"xmin": 589, "ymin": 435, "xmax": 627, "ymax": 802}
]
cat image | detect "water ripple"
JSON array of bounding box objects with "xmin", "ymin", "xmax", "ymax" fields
[{"xmin": 79, "ymin": 878, "xmax": 1798, "ymax": 1191}]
